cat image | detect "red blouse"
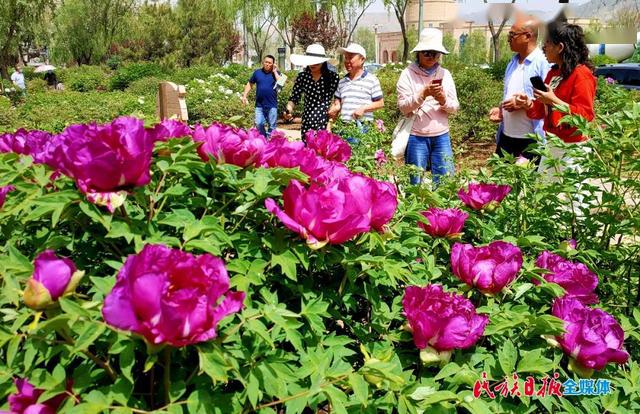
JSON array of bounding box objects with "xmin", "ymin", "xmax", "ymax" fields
[{"xmin": 526, "ymin": 64, "xmax": 596, "ymax": 143}]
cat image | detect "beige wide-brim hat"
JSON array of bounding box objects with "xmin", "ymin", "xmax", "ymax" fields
[
  {"xmin": 290, "ymin": 44, "xmax": 331, "ymax": 66},
  {"xmin": 411, "ymin": 28, "xmax": 449, "ymax": 54}
]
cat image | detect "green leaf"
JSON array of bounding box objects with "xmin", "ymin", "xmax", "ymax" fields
[
  {"xmin": 434, "ymin": 362, "xmax": 461, "ymax": 380},
  {"xmin": 498, "ymin": 340, "xmax": 517, "ymax": 376},
  {"xmin": 409, "ymin": 386, "xmax": 436, "ymax": 401},
  {"xmin": 271, "ymin": 250, "xmax": 298, "ymax": 281},
  {"xmin": 349, "ymin": 373, "xmax": 369, "ymax": 405},
  {"xmin": 73, "ymin": 323, "xmax": 107, "ymax": 353},
  {"xmin": 119, "ymin": 342, "xmax": 135, "ymax": 383},
  {"xmin": 516, "ymin": 349, "xmax": 555, "ymax": 374},
  {"xmin": 6, "ymin": 335, "xmax": 22, "ymax": 367},
  {"xmin": 59, "ymin": 297, "xmax": 92, "ymax": 319}
]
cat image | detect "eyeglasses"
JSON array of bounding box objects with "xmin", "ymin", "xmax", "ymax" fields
[
  {"xmin": 420, "ymin": 50, "xmax": 440, "ymax": 58},
  {"xmin": 508, "ymin": 31, "xmax": 530, "ymax": 40}
]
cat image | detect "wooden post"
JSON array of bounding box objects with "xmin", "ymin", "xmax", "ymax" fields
[{"xmin": 157, "ymin": 81, "xmax": 188, "ymax": 121}]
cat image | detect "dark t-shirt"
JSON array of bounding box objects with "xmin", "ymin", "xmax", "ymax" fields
[{"xmin": 249, "ymin": 69, "xmax": 278, "ymax": 110}]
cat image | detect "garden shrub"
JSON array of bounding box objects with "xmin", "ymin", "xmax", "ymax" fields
[
  {"xmin": 26, "ymin": 78, "xmax": 48, "ymax": 93},
  {"xmin": 0, "ymin": 96, "xmax": 16, "ymax": 131},
  {"xmin": 0, "ymin": 98, "xmax": 638, "ymax": 413},
  {"xmin": 60, "ymin": 66, "xmax": 111, "ymax": 92},
  {"xmin": 592, "ymin": 54, "xmax": 619, "ymax": 66},
  {"xmin": 110, "ymin": 62, "xmax": 166, "ymax": 90},
  {"xmin": 126, "ymin": 76, "xmax": 163, "ymax": 97}
]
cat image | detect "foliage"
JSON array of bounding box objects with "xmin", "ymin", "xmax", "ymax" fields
[
  {"xmin": 460, "ymin": 30, "xmax": 489, "ymax": 66},
  {"xmin": 292, "ymin": 10, "xmax": 344, "ymax": 52},
  {"xmin": 185, "ymin": 73, "xmax": 253, "ymax": 128},
  {"xmin": 60, "ymin": 66, "xmax": 110, "ymax": 92},
  {"xmin": 110, "ymin": 63, "xmax": 166, "ymax": 91},
  {"xmin": 592, "ymin": 54, "xmax": 619, "ymax": 67}
]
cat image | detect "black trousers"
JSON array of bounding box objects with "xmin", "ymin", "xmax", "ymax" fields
[{"xmin": 496, "ymin": 131, "xmax": 540, "ymax": 165}]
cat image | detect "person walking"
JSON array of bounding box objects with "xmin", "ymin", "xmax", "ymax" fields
[
  {"xmin": 489, "ymin": 15, "xmax": 550, "ymax": 163},
  {"xmin": 396, "ymin": 28, "xmax": 459, "ymax": 186},
  {"xmin": 285, "ymin": 44, "xmax": 339, "ymax": 139},
  {"xmin": 10, "ymin": 65, "xmax": 26, "ymax": 97},
  {"xmin": 328, "ymin": 43, "xmax": 384, "ymax": 140},
  {"xmin": 241, "ymin": 55, "xmax": 282, "ymax": 138}
]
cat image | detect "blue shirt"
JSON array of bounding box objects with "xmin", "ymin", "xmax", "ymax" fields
[
  {"xmin": 497, "ymin": 48, "xmax": 551, "ymax": 142},
  {"xmin": 249, "ymin": 69, "xmax": 279, "ymax": 110}
]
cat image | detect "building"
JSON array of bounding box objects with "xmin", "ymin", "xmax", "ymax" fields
[{"xmin": 375, "ymin": 0, "xmax": 600, "ymax": 64}]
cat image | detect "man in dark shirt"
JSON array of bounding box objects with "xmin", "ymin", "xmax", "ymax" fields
[{"xmin": 241, "ymin": 55, "xmax": 282, "ymax": 138}]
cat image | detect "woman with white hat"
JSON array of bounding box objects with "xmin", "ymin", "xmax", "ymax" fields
[
  {"xmin": 285, "ymin": 44, "xmax": 340, "ymax": 139},
  {"xmin": 396, "ymin": 28, "xmax": 460, "ymax": 186}
]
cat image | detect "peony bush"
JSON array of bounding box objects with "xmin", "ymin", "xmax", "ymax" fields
[{"xmin": 0, "ymin": 102, "xmax": 638, "ymax": 414}]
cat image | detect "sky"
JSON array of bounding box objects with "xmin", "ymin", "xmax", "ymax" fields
[{"xmin": 368, "ymin": 0, "xmax": 593, "ymax": 14}]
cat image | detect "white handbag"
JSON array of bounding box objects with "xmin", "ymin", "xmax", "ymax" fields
[{"xmin": 391, "ymin": 114, "xmax": 416, "ymax": 161}]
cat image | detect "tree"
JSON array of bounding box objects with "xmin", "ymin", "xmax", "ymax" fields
[
  {"xmin": 52, "ymin": 0, "xmax": 135, "ymax": 65},
  {"xmin": 176, "ymin": 0, "xmax": 241, "ymax": 65},
  {"xmin": 383, "ymin": 0, "xmax": 410, "ymax": 62},
  {"xmin": 484, "ymin": 0, "xmax": 516, "ymax": 63},
  {"xmin": 292, "ymin": 10, "xmax": 344, "ymax": 51},
  {"xmin": 125, "ymin": 2, "xmax": 180, "ymax": 62},
  {"xmin": 460, "ymin": 30, "xmax": 488, "ymax": 65},
  {"xmin": 238, "ymin": 0, "xmax": 273, "ymax": 64},
  {"xmin": 329, "ymin": 0, "xmax": 375, "ymax": 47},
  {"xmin": 268, "ymin": 0, "xmax": 312, "ymax": 57},
  {"xmin": 0, "ymin": 0, "xmax": 55, "ymax": 79},
  {"xmin": 353, "ymin": 27, "xmax": 375, "ymax": 61}
]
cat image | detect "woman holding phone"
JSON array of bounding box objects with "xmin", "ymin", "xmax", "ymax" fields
[
  {"xmin": 515, "ymin": 21, "xmax": 596, "ymax": 145},
  {"xmin": 396, "ymin": 28, "xmax": 459, "ymax": 186}
]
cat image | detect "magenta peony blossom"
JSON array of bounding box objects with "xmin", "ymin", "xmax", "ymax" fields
[
  {"xmin": 5, "ymin": 378, "xmax": 71, "ymax": 414},
  {"xmin": 147, "ymin": 119, "xmax": 192, "ymax": 142},
  {"xmin": 102, "ymin": 244, "xmax": 245, "ymax": 347},
  {"xmin": 451, "ymin": 241, "xmax": 523, "ymax": 294},
  {"xmin": 305, "ymin": 129, "xmax": 352, "ymax": 163},
  {"xmin": 419, "ymin": 207, "xmax": 468, "ymax": 238},
  {"xmin": 260, "ymin": 136, "xmax": 307, "ymax": 169},
  {"xmin": 297, "ymin": 151, "xmax": 352, "ymax": 184},
  {"xmin": 535, "ymin": 251, "xmax": 599, "ymax": 304},
  {"xmin": 552, "ymin": 296, "xmax": 629, "ymax": 371},
  {"xmin": 0, "ymin": 185, "xmax": 15, "ymax": 209},
  {"xmin": 458, "ymin": 183, "xmax": 511, "ymax": 211},
  {"xmin": 23, "ymin": 250, "xmax": 83, "ymax": 310},
  {"xmin": 57, "ymin": 117, "xmax": 155, "ymax": 196},
  {"xmin": 403, "ymin": 284, "xmax": 488, "ymax": 351},
  {"xmin": 0, "ymin": 129, "xmax": 61, "ymax": 167},
  {"xmin": 193, "ymin": 123, "xmax": 266, "ymax": 167},
  {"xmin": 374, "ymin": 149, "xmax": 387, "ymax": 166},
  {"xmin": 341, "ymin": 174, "xmax": 398, "ymax": 232}
]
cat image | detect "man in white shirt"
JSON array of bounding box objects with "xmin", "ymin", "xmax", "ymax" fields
[
  {"xmin": 489, "ymin": 15, "xmax": 550, "ymax": 163},
  {"xmin": 10, "ymin": 65, "xmax": 26, "ymax": 96}
]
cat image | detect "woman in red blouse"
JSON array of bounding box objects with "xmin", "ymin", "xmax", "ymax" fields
[{"xmin": 515, "ymin": 21, "xmax": 596, "ymax": 143}]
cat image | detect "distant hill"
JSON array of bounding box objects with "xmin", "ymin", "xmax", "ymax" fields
[{"xmin": 575, "ymin": 0, "xmax": 639, "ymax": 19}]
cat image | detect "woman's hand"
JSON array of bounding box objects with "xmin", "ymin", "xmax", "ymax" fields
[
  {"xmin": 421, "ymin": 82, "xmax": 443, "ymax": 100},
  {"xmin": 533, "ymin": 86, "xmax": 560, "ymax": 105}
]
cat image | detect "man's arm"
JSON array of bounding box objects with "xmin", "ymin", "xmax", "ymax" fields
[
  {"xmin": 352, "ymin": 99, "xmax": 384, "ymax": 119},
  {"xmin": 241, "ymin": 82, "xmax": 252, "ymax": 105},
  {"xmin": 328, "ymin": 98, "xmax": 341, "ymax": 119}
]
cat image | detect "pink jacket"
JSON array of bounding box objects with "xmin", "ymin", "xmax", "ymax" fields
[{"xmin": 396, "ymin": 63, "xmax": 459, "ymax": 137}]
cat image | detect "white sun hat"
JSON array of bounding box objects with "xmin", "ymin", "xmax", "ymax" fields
[
  {"xmin": 290, "ymin": 44, "xmax": 331, "ymax": 66},
  {"xmin": 411, "ymin": 28, "xmax": 449, "ymax": 54},
  {"xmin": 339, "ymin": 43, "xmax": 367, "ymax": 59}
]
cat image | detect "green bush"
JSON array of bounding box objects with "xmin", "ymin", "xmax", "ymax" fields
[
  {"xmin": 169, "ymin": 64, "xmax": 217, "ymax": 85},
  {"xmin": 60, "ymin": 66, "xmax": 110, "ymax": 92},
  {"xmin": 126, "ymin": 76, "xmax": 163, "ymax": 97},
  {"xmin": 110, "ymin": 62, "xmax": 166, "ymax": 91},
  {"xmin": 26, "ymin": 78, "xmax": 48, "ymax": 94},
  {"xmin": 487, "ymin": 56, "xmax": 512, "ymax": 81},
  {"xmin": 592, "ymin": 54, "xmax": 619, "ymax": 66},
  {"xmin": 0, "ymin": 96, "xmax": 16, "ymax": 131}
]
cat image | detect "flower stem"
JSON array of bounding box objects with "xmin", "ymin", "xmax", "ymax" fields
[{"xmin": 163, "ymin": 347, "xmax": 172, "ymax": 406}]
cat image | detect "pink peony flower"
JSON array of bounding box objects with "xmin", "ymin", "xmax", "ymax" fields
[
  {"xmin": 403, "ymin": 284, "xmax": 488, "ymax": 351},
  {"xmin": 260, "ymin": 136, "xmax": 307, "ymax": 169},
  {"xmin": 374, "ymin": 149, "xmax": 387, "ymax": 166},
  {"xmin": 305, "ymin": 129, "xmax": 352, "ymax": 163},
  {"xmin": 56, "ymin": 117, "xmax": 155, "ymax": 199},
  {"xmin": 451, "ymin": 241, "xmax": 523, "ymax": 294},
  {"xmin": 103, "ymin": 244, "xmax": 245, "ymax": 347},
  {"xmin": 0, "ymin": 184, "xmax": 15, "ymax": 209},
  {"xmin": 419, "ymin": 207, "xmax": 468, "ymax": 238},
  {"xmin": 23, "ymin": 250, "xmax": 84, "ymax": 310},
  {"xmin": 193, "ymin": 123, "xmax": 266, "ymax": 167},
  {"xmin": 535, "ymin": 251, "xmax": 599, "ymax": 304},
  {"xmin": 375, "ymin": 119, "xmax": 386, "ymax": 133},
  {"xmin": 147, "ymin": 119, "xmax": 192, "ymax": 142},
  {"xmin": 552, "ymin": 296, "xmax": 629, "ymax": 371},
  {"xmin": 458, "ymin": 183, "xmax": 511, "ymax": 211},
  {"xmin": 5, "ymin": 378, "xmax": 72, "ymax": 414}
]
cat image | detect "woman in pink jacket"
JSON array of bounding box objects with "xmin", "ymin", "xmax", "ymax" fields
[{"xmin": 396, "ymin": 28, "xmax": 460, "ymax": 186}]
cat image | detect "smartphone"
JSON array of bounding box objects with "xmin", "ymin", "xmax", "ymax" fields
[
  {"xmin": 432, "ymin": 78, "xmax": 443, "ymax": 86},
  {"xmin": 530, "ymin": 76, "xmax": 548, "ymax": 91}
]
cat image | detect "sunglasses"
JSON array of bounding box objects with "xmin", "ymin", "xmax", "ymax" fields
[
  {"xmin": 507, "ymin": 31, "xmax": 530, "ymax": 40},
  {"xmin": 420, "ymin": 50, "xmax": 440, "ymax": 58}
]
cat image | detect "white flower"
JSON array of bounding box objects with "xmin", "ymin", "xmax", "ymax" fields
[
  {"xmin": 204, "ymin": 98, "xmax": 211, "ymax": 103},
  {"xmin": 217, "ymin": 85, "xmax": 225, "ymax": 93},
  {"xmin": 224, "ymin": 89, "xmax": 233, "ymax": 95},
  {"xmin": 137, "ymin": 97, "xmax": 145, "ymax": 105},
  {"xmin": 196, "ymin": 78, "xmax": 205, "ymax": 84},
  {"xmin": 204, "ymin": 88, "xmax": 213, "ymax": 95}
]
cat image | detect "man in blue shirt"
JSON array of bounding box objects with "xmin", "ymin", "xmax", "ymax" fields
[
  {"xmin": 241, "ymin": 55, "xmax": 282, "ymax": 138},
  {"xmin": 489, "ymin": 15, "xmax": 550, "ymax": 163}
]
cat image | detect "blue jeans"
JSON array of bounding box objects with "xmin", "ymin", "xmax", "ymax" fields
[
  {"xmin": 405, "ymin": 132, "xmax": 455, "ymax": 186},
  {"xmin": 255, "ymin": 107, "xmax": 278, "ymax": 138}
]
